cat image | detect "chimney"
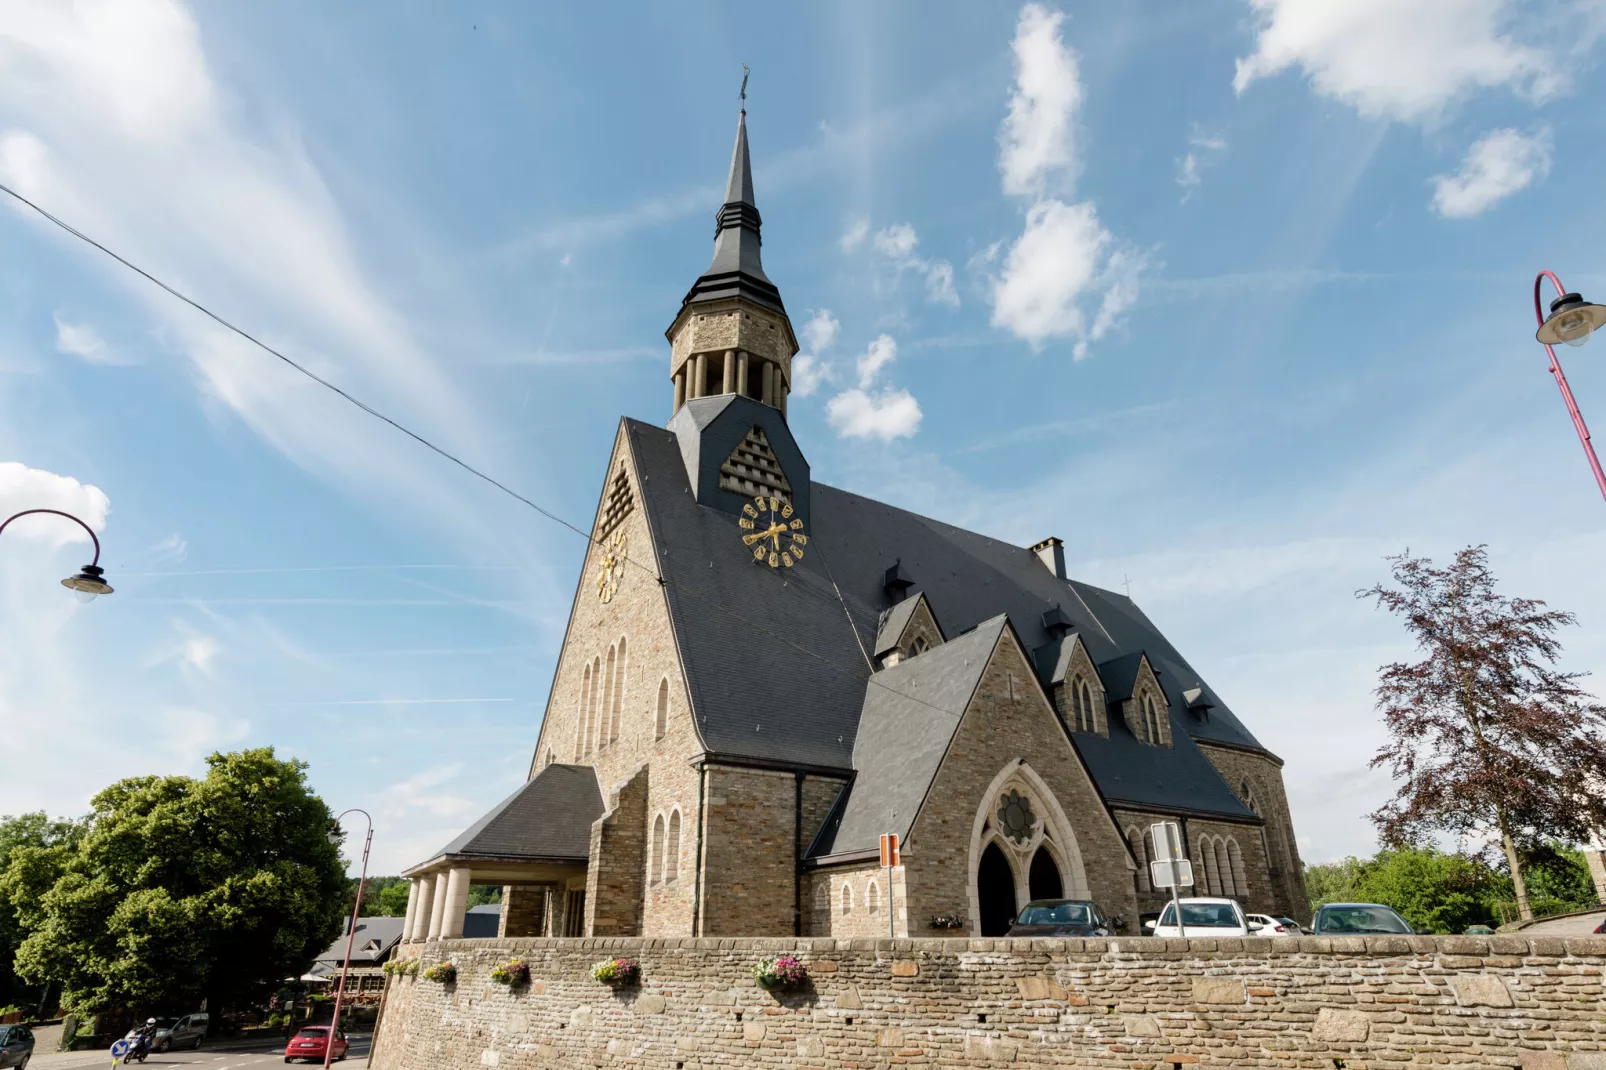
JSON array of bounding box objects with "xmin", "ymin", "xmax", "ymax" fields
[{"xmin": 1030, "ymin": 537, "xmax": 1066, "ymax": 580}]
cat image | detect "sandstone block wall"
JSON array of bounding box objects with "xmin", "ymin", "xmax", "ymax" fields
[
  {"xmin": 1196, "ymin": 741, "xmax": 1308, "ymax": 917},
  {"xmin": 374, "ymin": 933, "xmax": 1606, "ymax": 1070},
  {"xmin": 700, "ymin": 766, "xmax": 798, "ymax": 936}
]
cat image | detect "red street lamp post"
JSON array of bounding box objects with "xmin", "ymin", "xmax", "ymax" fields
[
  {"xmin": 1533, "ymin": 272, "xmax": 1606, "ymax": 504},
  {"xmin": 325, "ymin": 809, "xmax": 373, "ymax": 1070},
  {"xmin": 0, "ymin": 508, "xmax": 113, "ymax": 599}
]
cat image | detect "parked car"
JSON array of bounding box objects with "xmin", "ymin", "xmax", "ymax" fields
[
  {"xmin": 1150, "ymin": 898, "xmax": 1249, "ymax": 937},
  {"xmin": 1007, "ymin": 899, "xmax": 1113, "ymax": 936},
  {"xmin": 1310, "ymin": 903, "xmax": 1414, "ymax": 935},
  {"xmin": 152, "ymin": 1014, "xmax": 208, "ymax": 1052},
  {"xmin": 0, "ymin": 1024, "xmax": 34, "ymax": 1070},
  {"xmin": 284, "ymin": 1027, "xmax": 348, "ymax": 1064},
  {"xmin": 1137, "ymin": 911, "xmax": 1163, "ymax": 935},
  {"xmin": 1246, "ymin": 913, "xmax": 1297, "ymax": 935}
]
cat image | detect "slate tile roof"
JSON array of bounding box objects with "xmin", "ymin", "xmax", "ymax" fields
[
  {"xmin": 625, "ymin": 416, "xmax": 1267, "ymax": 821},
  {"xmin": 429, "ymin": 763, "xmax": 603, "ymax": 863}
]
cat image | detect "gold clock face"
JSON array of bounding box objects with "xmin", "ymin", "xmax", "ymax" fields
[
  {"xmin": 595, "ymin": 532, "xmax": 626, "ymax": 602},
  {"xmin": 738, "ymin": 496, "xmax": 807, "ymax": 568}
]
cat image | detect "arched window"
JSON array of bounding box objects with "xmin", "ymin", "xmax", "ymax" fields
[
  {"xmin": 1240, "ymin": 780, "xmax": 1260, "ymax": 815},
  {"xmin": 601, "ymin": 647, "xmax": 616, "ymax": 749},
  {"xmin": 1142, "ymin": 693, "xmax": 1162, "ymax": 744},
  {"xmin": 665, "ymin": 810, "xmax": 681, "ymax": 882},
  {"xmin": 649, "ymin": 814, "xmax": 665, "ymax": 885},
  {"xmin": 588, "ymin": 657, "xmax": 602, "ymax": 755},
  {"xmin": 1202, "ymin": 836, "xmax": 1221, "ymax": 895},
  {"xmin": 1227, "ymin": 838, "xmax": 1247, "ymax": 897},
  {"xmin": 1080, "ymin": 679, "xmax": 1095, "ymax": 731},
  {"xmin": 1127, "ymin": 828, "xmax": 1150, "ymax": 892},
  {"xmin": 1213, "ymin": 838, "xmax": 1235, "ymax": 897},
  {"xmin": 1070, "ymin": 675, "xmax": 1086, "ymax": 731},
  {"xmin": 840, "ymin": 882, "xmax": 854, "ymax": 917},
  {"xmin": 579, "ymin": 663, "xmax": 594, "ymax": 757},
  {"xmin": 654, "ymin": 678, "xmax": 669, "ymax": 740},
  {"xmin": 866, "ymin": 879, "xmax": 880, "ymax": 916},
  {"xmin": 610, "ymin": 638, "xmax": 626, "ymax": 743}
]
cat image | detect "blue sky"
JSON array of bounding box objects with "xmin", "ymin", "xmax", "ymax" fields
[{"xmin": 3, "ymin": 0, "xmax": 1605, "ymax": 874}]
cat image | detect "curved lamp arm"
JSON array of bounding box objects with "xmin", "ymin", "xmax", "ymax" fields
[
  {"xmin": 1533, "ymin": 271, "xmax": 1606, "ymax": 505},
  {"xmin": 0, "ymin": 508, "xmax": 102, "ymax": 564}
]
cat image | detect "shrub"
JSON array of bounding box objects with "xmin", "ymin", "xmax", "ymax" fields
[
  {"xmin": 489, "ymin": 959, "xmax": 530, "ymax": 986},
  {"xmin": 752, "ymin": 955, "xmax": 808, "ymax": 989},
  {"xmin": 422, "ymin": 962, "xmax": 456, "ymax": 984},
  {"xmin": 929, "ymin": 913, "xmax": 965, "ymax": 930},
  {"xmin": 589, "ymin": 958, "xmax": 639, "ymax": 986}
]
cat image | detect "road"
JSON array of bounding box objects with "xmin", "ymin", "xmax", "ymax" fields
[
  {"xmin": 31, "ymin": 1035, "xmax": 371, "ymax": 1070},
  {"xmin": 1521, "ymin": 909, "xmax": 1606, "ymax": 935}
]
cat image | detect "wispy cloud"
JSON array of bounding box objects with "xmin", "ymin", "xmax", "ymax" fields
[
  {"xmin": 871, "ymin": 223, "xmax": 959, "ymax": 308},
  {"xmin": 1431, "ymin": 127, "xmax": 1551, "ymax": 218},
  {"xmin": 1176, "ymin": 128, "xmax": 1227, "ymax": 200},
  {"xmin": 53, "ymin": 312, "xmax": 133, "ymax": 365}
]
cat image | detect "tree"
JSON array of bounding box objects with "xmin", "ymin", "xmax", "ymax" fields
[
  {"xmin": 0, "ymin": 813, "xmax": 86, "ymax": 1008},
  {"xmin": 1304, "ymin": 856, "xmax": 1364, "ymax": 915},
  {"xmin": 1359, "ymin": 547, "xmax": 1606, "ymax": 920},
  {"xmin": 376, "ymin": 881, "xmax": 412, "ymax": 917},
  {"xmin": 6, "ymin": 748, "xmax": 348, "ymax": 1016},
  {"xmin": 1351, "ymin": 847, "xmax": 1505, "ymax": 934}
]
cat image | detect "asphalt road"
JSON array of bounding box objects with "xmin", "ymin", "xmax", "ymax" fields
[
  {"xmin": 1521, "ymin": 909, "xmax": 1606, "ymax": 935},
  {"xmin": 32, "ymin": 1035, "xmax": 371, "ymax": 1070}
]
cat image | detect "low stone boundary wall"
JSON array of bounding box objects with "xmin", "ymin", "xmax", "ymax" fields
[{"xmin": 371, "ymin": 935, "xmax": 1606, "ymax": 1069}]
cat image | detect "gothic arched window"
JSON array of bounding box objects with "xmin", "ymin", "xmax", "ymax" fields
[
  {"xmin": 649, "ymin": 814, "xmax": 665, "ymax": 886},
  {"xmin": 866, "ymin": 879, "xmax": 880, "ymax": 916},
  {"xmin": 1070, "ymin": 675, "xmax": 1086, "ymax": 731},
  {"xmin": 601, "ymin": 647, "xmax": 616, "ymax": 749},
  {"xmin": 655, "ymin": 678, "xmax": 669, "ymax": 740},
  {"xmin": 1127, "ymin": 828, "xmax": 1150, "ymax": 892},
  {"xmin": 665, "ymin": 810, "xmax": 681, "ymax": 882},
  {"xmin": 911, "ymin": 636, "xmax": 929, "ymax": 656},
  {"xmin": 1227, "ymin": 838, "xmax": 1248, "ymax": 897},
  {"xmin": 578, "ymin": 663, "xmax": 593, "ymax": 758},
  {"xmin": 1214, "ymin": 838, "xmax": 1235, "ymax": 897},
  {"xmin": 610, "ymin": 637, "xmax": 627, "ymax": 743},
  {"xmin": 841, "ymin": 882, "xmax": 854, "ymax": 917},
  {"xmin": 1142, "ymin": 694, "xmax": 1162, "ymax": 744}
]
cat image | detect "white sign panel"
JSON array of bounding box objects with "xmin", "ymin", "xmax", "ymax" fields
[
  {"xmin": 1150, "ymin": 858, "xmax": 1194, "ymax": 889},
  {"xmin": 1148, "ymin": 821, "xmax": 1185, "ymax": 863}
]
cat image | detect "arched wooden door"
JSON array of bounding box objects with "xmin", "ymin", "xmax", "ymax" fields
[{"xmin": 978, "ymin": 842, "xmax": 1018, "ymax": 936}]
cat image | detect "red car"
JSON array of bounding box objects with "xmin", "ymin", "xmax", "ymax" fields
[{"xmin": 283, "ymin": 1027, "xmax": 348, "ymax": 1063}]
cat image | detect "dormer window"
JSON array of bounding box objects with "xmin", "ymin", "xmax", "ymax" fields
[
  {"xmin": 1069, "ymin": 674, "xmax": 1096, "ymax": 732},
  {"xmin": 911, "ymin": 636, "xmax": 929, "ymax": 656},
  {"xmin": 1141, "ymin": 694, "xmax": 1161, "ymax": 743}
]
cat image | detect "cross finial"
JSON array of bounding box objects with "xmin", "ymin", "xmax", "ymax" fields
[{"xmin": 740, "ymin": 64, "xmax": 749, "ymax": 111}]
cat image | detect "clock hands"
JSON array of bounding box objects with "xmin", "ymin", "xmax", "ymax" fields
[{"xmin": 743, "ymin": 522, "xmax": 788, "ymax": 546}]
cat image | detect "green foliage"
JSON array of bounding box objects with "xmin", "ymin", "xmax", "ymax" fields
[
  {"xmin": 1521, "ymin": 842, "xmax": 1598, "ymax": 917},
  {"xmin": 468, "ymin": 885, "xmax": 502, "ymax": 907},
  {"xmin": 376, "ymin": 882, "xmax": 411, "ymax": 917},
  {"xmin": 0, "ymin": 812, "xmax": 87, "ymax": 1007},
  {"xmin": 354, "ymin": 876, "xmax": 409, "ymax": 918},
  {"xmin": 1304, "ymin": 857, "xmax": 1365, "ymax": 915},
  {"xmin": 3, "ymin": 748, "xmax": 348, "ymax": 1016}
]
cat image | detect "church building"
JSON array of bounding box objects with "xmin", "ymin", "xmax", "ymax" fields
[{"xmin": 398, "ymin": 108, "xmax": 1306, "ymax": 941}]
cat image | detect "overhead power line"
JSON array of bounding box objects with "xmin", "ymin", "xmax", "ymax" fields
[{"xmin": 0, "ymin": 179, "xmax": 1009, "ymax": 731}]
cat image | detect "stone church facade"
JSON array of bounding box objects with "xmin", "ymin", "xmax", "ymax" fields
[{"xmin": 397, "ymin": 109, "xmax": 1306, "ymax": 941}]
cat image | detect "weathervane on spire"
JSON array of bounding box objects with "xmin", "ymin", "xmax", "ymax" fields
[{"xmin": 740, "ymin": 64, "xmax": 749, "ymax": 113}]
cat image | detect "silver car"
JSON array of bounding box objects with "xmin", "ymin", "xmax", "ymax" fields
[
  {"xmin": 0, "ymin": 1025, "xmax": 34, "ymax": 1070},
  {"xmin": 152, "ymin": 1014, "xmax": 208, "ymax": 1052}
]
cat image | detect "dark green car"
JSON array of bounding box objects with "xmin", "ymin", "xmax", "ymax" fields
[{"xmin": 1311, "ymin": 902, "xmax": 1413, "ymax": 935}]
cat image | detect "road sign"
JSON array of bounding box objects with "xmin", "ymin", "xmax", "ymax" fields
[
  {"xmin": 1150, "ymin": 858, "xmax": 1194, "ymax": 888},
  {"xmin": 879, "ymin": 833, "xmax": 900, "ymax": 868},
  {"xmin": 1149, "ymin": 821, "xmax": 1185, "ymax": 862}
]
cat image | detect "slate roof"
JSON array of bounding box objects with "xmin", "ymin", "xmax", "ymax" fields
[
  {"xmin": 873, "ymin": 593, "xmax": 926, "ymax": 658},
  {"xmin": 430, "ymin": 763, "xmax": 602, "ymax": 862},
  {"xmin": 674, "ymin": 110, "xmax": 786, "ymax": 319},
  {"xmin": 626, "ymin": 416, "xmax": 1269, "ymax": 820},
  {"xmin": 313, "ymin": 916, "xmax": 405, "ymax": 967},
  {"xmin": 808, "ymin": 617, "xmax": 1007, "ymax": 859}
]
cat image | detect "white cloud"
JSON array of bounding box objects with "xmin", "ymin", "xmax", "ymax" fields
[
  {"xmin": 839, "ymin": 218, "xmax": 870, "ymax": 252},
  {"xmin": 988, "ymin": 4, "xmax": 1142, "ymax": 357},
  {"xmin": 792, "ymin": 310, "xmax": 841, "ymax": 399},
  {"xmin": 869, "ymin": 223, "xmax": 959, "ymax": 308},
  {"xmin": 52, "ymin": 312, "xmax": 132, "ymax": 365},
  {"xmin": 1430, "ymin": 127, "xmax": 1551, "ymax": 218},
  {"xmin": 826, "ymin": 388, "xmax": 923, "ymax": 441},
  {"xmin": 0, "ymin": 130, "xmax": 50, "ymax": 193},
  {"xmin": 181, "ymin": 634, "xmax": 220, "ymax": 673},
  {"xmin": 856, "ymin": 334, "xmax": 898, "ymax": 388},
  {"xmin": 801, "ymin": 309, "xmax": 840, "ymax": 353},
  {"xmin": 1233, "ymin": 0, "xmax": 1556, "ymax": 123},
  {"xmin": 1176, "ymin": 129, "xmax": 1228, "ymax": 198},
  {"xmin": 0, "ymin": 462, "xmax": 109, "ymax": 546},
  {"xmin": 999, "ymin": 2, "xmax": 1082, "ymax": 196}
]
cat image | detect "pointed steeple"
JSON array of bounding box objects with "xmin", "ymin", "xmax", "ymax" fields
[{"xmin": 665, "ymin": 102, "xmax": 799, "ymax": 422}]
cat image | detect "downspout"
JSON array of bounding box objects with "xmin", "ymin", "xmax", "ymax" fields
[
  {"xmin": 692, "ymin": 761, "xmax": 707, "ymax": 936},
  {"xmin": 793, "ymin": 773, "xmax": 804, "ymax": 936}
]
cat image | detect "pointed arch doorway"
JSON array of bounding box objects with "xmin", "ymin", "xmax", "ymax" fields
[
  {"xmin": 977, "ymin": 842, "xmax": 1017, "ymax": 936},
  {"xmin": 1029, "ymin": 847, "xmax": 1063, "ymax": 900}
]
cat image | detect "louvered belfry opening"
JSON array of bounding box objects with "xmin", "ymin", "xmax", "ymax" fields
[
  {"xmin": 719, "ymin": 425, "xmax": 793, "ymax": 501},
  {"xmin": 597, "ymin": 466, "xmax": 634, "ymax": 539}
]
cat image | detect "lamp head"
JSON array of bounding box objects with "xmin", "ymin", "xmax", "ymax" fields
[
  {"xmin": 1537, "ymin": 292, "xmax": 1606, "ymax": 348},
  {"xmin": 61, "ymin": 564, "xmax": 113, "ymax": 603},
  {"xmin": 327, "ymin": 821, "xmax": 342, "ymax": 845}
]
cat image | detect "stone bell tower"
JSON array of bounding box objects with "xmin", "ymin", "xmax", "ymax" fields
[{"xmin": 666, "ymin": 108, "xmax": 799, "ymax": 419}]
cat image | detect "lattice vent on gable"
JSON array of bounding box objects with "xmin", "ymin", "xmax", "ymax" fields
[
  {"xmin": 719, "ymin": 426, "xmax": 793, "ymax": 501},
  {"xmin": 597, "ymin": 466, "xmax": 634, "ymax": 540}
]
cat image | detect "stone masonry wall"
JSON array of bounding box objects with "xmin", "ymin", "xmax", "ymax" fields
[
  {"xmin": 699, "ymin": 766, "xmax": 798, "ymax": 936},
  {"xmin": 1196, "ymin": 741, "xmax": 1308, "ymax": 919},
  {"xmin": 587, "ymin": 766, "xmax": 649, "ymax": 936},
  {"xmin": 374, "ymin": 933, "xmax": 1606, "ymax": 1070}
]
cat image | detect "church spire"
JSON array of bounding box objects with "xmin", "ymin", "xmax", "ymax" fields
[{"xmin": 665, "ymin": 91, "xmax": 799, "ymax": 421}]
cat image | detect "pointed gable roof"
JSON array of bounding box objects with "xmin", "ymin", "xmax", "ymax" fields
[
  {"xmin": 874, "ymin": 590, "xmax": 934, "ymax": 658},
  {"xmin": 808, "ymin": 617, "xmax": 1008, "ymax": 859},
  {"xmin": 675, "ymin": 109, "xmax": 786, "ymax": 318}
]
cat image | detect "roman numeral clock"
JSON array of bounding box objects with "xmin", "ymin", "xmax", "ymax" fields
[{"xmin": 739, "ymin": 496, "xmax": 807, "ymax": 568}]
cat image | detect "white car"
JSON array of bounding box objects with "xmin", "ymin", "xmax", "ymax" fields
[
  {"xmin": 1150, "ymin": 897, "xmax": 1249, "ymax": 937},
  {"xmin": 1246, "ymin": 913, "xmax": 1298, "ymax": 935}
]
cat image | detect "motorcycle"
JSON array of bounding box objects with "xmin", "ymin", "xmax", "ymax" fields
[{"xmin": 112, "ymin": 1031, "xmax": 151, "ymax": 1064}]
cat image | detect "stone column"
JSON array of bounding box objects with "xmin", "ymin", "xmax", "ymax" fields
[
  {"xmin": 542, "ymin": 886, "xmax": 555, "ymax": 936},
  {"xmin": 411, "ymin": 876, "xmax": 434, "ymax": 941},
  {"xmin": 736, "ymin": 351, "xmax": 749, "ymax": 397},
  {"xmin": 722, "ymin": 350, "xmax": 735, "ymax": 395},
  {"xmin": 673, "ymin": 369, "xmax": 685, "ymax": 413},
  {"xmin": 426, "ymin": 870, "xmax": 449, "ymax": 940},
  {"xmin": 441, "ymin": 866, "xmax": 471, "ymax": 939},
  {"xmin": 401, "ymin": 879, "xmax": 420, "ymax": 941},
  {"xmin": 691, "ymin": 353, "xmax": 706, "ymax": 400}
]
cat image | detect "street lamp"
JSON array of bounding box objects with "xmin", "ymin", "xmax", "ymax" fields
[
  {"xmin": 325, "ymin": 809, "xmax": 372, "ymax": 1070},
  {"xmin": 1533, "ymin": 272, "xmax": 1606, "ymax": 504},
  {"xmin": 0, "ymin": 508, "xmax": 113, "ymax": 600}
]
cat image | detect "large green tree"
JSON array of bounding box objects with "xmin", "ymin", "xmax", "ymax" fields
[
  {"xmin": 6, "ymin": 749, "xmax": 347, "ymax": 1016},
  {"xmin": 0, "ymin": 813, "xmax": 86, "ymax": 1008}
]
